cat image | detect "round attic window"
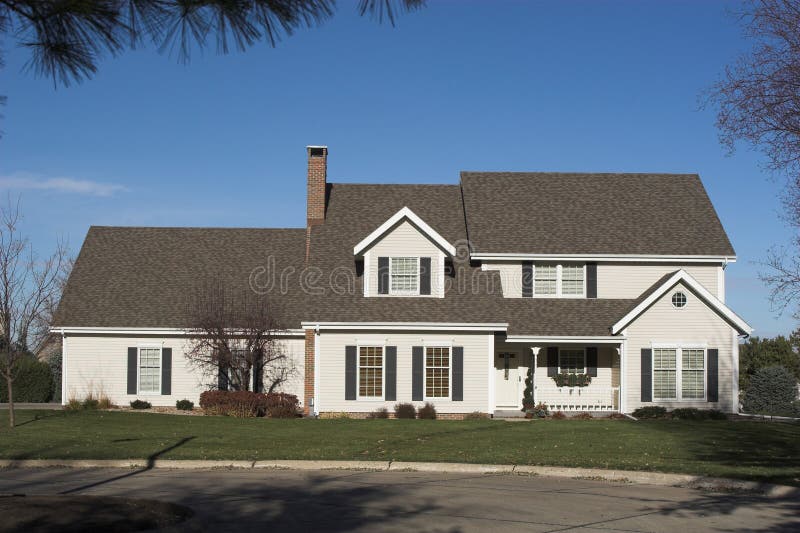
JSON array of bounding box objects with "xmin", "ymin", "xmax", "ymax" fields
[{"xmin": 671, "ymin": 291, "xmax": 687, "ymax": 309}]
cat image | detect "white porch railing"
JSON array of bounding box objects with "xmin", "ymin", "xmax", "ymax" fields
[{"xmin": 537, "ymin": 387, "xmax": 620, "ymax": 412}]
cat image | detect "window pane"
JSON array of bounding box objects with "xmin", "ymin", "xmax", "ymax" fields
[
  {"xmin": 561, "ymin": 265, "xmax": 584, "ymax": 296},
  {"xmin": 534, "ymin": 264, "xmax": 557, "ymax": 295},
  {"xmin": 682, "ymin": 349, "xmax": 705, "ymax": 399},
  {"xmin": 682, "ymin": 349, "xmax": 704, "ymax": 370},
  {"xmin": 653, "ymin": 349, "xmax": 677, "ymax": 399},
  {"xmin": 359, "ymin": 346, "xmax": 383, "ymax": 397},
  {"xmin": 559, "ymin": 349, "xmax": 585, "ymax": 374},
  {"xmin": 139, "ymin": 348, "xmax": 161, "ymax": 393},
  {"xmin": 391, "ymin": 257, "xmax": 418, "ymax": 293},
  {"xmin": 425, "ymin": 347, "xmax": 450, "ymax": 398}
]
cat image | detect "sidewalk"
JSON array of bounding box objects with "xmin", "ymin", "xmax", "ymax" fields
[{"xmin": 0, "ymin": 403, "xmax": 62, "ymax": 410}]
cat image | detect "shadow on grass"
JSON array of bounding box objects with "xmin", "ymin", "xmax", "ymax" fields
[
  {"xmin": 11, "ymin": 411, "xmax": 64, "ymax": 428},
  {"xmin": 642, "ymin": 420, "xmax": 800, "ymax": 485},
  {"xmin": 59, "ymin": 436, "xmax": 196, "ymax": 495}
]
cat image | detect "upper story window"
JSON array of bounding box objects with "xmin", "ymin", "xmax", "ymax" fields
[
  {"xmin": 390, "ymin": 257, "xmax": 419, "ymax": 295},
  {"xmin": 533, "ymin": 264, "xmax": 585, "ymax": 297}
]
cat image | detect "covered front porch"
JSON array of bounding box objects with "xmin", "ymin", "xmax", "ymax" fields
[{"xmin": 493, "ymin": 338, "xmax": 623, "ymax": 415}]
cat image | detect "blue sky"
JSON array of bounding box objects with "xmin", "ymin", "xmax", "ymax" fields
[{"xmin": 0, "ymin": 1, "xmax": 795, "ymax": 337}]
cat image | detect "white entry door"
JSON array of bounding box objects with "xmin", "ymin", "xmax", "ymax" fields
[{"xmin": 495, "ymin": 352, "xmax": 520, "ymax": 408}]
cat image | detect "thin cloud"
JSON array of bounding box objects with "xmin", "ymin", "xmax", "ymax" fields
[{"xmin": 0, "ymin": 174, "xmax": 129, "ymax": 196}]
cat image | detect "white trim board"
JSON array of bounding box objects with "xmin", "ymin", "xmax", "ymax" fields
[
  {"xmin": 471, "ymin": 253, "xmax": 736, "ymax": 264},
  {"xmin": 353, "ymin": 207, "xmax": 457, "ymax": 256},
  {"xmin": 51, "ymin": 327, "xmax": 306, "ymax": 336},
  {"xmin": 610, "ymin": 270, "xmax": 752, "ymax": 335},
  {"xmin": 504, "ymin": 336, "xmax": 624, "ymax": 344},
  {"xmin": 301, "ymin": 322, "xmax": 508, "ymax": 332}
]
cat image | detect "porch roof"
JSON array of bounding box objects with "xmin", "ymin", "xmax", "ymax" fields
[{"xmin": 503, "ymin": 298, "xmax": 634, "ymax": 337}]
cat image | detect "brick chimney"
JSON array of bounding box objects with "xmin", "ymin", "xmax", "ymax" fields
[{"xmin": 306, "ymin": 146, "xmax": 327, "ymax": 226}]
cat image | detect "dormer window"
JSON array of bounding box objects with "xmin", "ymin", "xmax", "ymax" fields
[
  {"xmin": 530, "ymin": 263, "xmax": 586, "ymax": 297},
  {"xmin": 390, "ymin": 257, "xmax": 419, "ymax": 295}
]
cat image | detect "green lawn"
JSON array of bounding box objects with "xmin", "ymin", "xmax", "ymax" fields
[{"xmin": 1, "ymin": 409, "xmax": 799, "ymax": 486}]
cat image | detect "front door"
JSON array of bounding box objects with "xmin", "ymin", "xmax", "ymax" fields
[{"xmin": 495, "ymin": 352, "xmax": 520, "ymax": 408}]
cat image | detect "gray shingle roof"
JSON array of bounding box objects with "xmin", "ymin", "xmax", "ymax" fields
[{"xmin": 460, "ymin": 172, "xmax": 735, "ymax": 256}]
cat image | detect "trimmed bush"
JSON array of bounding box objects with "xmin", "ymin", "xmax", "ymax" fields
[
  {"xmin": 0, "ymin": 357, "xmax": 54, "ymax": 403},
  {"xmin": 551, "ymin": 411, "xmax": 567, "ymax": 419},
  {"xmin": 176, "ymin": 399, "xmax": 194, "ymax": 411},
  {"xmin": 465, "ymin": 411, "xmax": 489, "ymax": 420},
  {"xmin": 367, "ymin": 407, "xmax": 389, "ymax": 419},
  {"xmin": 533, "ymin": 402, "xmax": 549, "ymax": 418},
  {"xmin": 572, "ymin": 412, "xmax": 593, "ymax": 420},
  {"xmin": 671, "ymin": 408, "xmax": 727, "ymax": 420},
  {"xmin": 82, "ymin": 395, "xmax": 99, "ymax": 410},
  {"xmin": 394, "ymin": 402, "xmax": 416, "ymax": 419},
  {"xmin": 632, "ymin": 406, "xmax": 668, "ymax": 419},
  {"xmin": 742, "ymin": 366, "xmax": 799, "ymax": 416},
  {"xmin": 417, "ymin": 402, "xmax": 437, "ymax": 420},
  {"xmin": 130, "ymin": 399, "xmax": 152, "ymax": 410},
  {"xmin": 198, "ymin": 391, "xmax": 298, "ymax": 418}
]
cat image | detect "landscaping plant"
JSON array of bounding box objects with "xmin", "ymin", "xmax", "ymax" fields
[
  {"xmin": 367, "ymin": 407, "xmax": 389, "ymax": 419},
  {"xmin": 417, "ymin": 402, "xmax": 437, "ymax": 419},
  {"xmin": 394, "ymin": 403, "xmax": 416, "ymax": 419},
  {"xmin": 670, "ymin": 408, "xmax": 727, "ymax": 420},
  {"xmin": 0, "ymin": 357, "xmax": 54, "ymax": 403},
  {"xmin": 176, "ymin": 399, "xmax": 194, "ymax": 411},
  {"xmin": 130, "ymin": 400, "xmax": 152, "ymax": 410},
  {"xmin": 742, "ymin": 366, "xmax": 799, "ymax": 416},
  {"xmin": 632, "ymin": 406, "xmax": 668, "ymax": 419}
]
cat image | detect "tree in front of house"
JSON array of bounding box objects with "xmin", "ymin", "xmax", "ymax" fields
[
  {"xmin": 739, "ymin": 333, "xmax": 800, "ymax": 392},
  {"xmin": 183, "ymin": 281, "xmax": 295, "ymax": 393},
  {"xmin": 0, "ymin": 201, "xmax": 69, "ymax": 427}
]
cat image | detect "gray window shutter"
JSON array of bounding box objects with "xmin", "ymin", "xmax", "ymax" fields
[
  {"xmin": 127, "ymin": 347, "xmax": 137, "ymax": 394},
  {"xmin": 586, "ymin": 263, "xmax": 597, "ymax": 298},
  {"xmin": 586, "ymin": 347, "xmax": 598, "ymax": 377},
  {"xmin": 412, "ymin": 346, "xmax": 423, "ymax": 401},
  {"xmin": 345, "ymin": 345, "xmax": 357, "ymax": 400},
  {"xmin": 707, "ymin": 348, "xmax": 719, "ymax": 402},
  {"xmin": 641, "ymin": 349, "xmax": 652, "ymax": 402},
  {"xmin": 547, "ymin": 346, "xmax": 558, "ymax": 377},
  {"xmin": 420, "ymin": 257, "xmax": 432, "ymax": 295},
  {"xmin": 385, "ymin": 346, "xmax": 397, "ymax": 401},
  {"xmin": 452, "ymin": 347, "xmax": 464, "ymax": 401},
  {"xmin": 218, "ymin": 362, "xmax": 229, "ymax": 391},
  {"xmin": 161, "ymin": 348, "xmax": 172, "ymax": 395},
  {"xmin": 522, "ymin": 261, "xmax": 533, "ymax": 297},
  {"xmin": 378, "ymin": 257, "xmax": 389, "ymax": 294}
]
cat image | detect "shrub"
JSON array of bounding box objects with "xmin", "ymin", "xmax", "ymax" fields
[
  {"xmin": 551, "ymin": 411, "xmax": 567, "ymax": 419},
  {"xmin": 553, "ymin": 373, "xmax": 591, "ymax": 387},
  {"xmin": 533, "ymin": 402, "xmax": 549, "ymax": 418},
  {"xmin": 198, "ymin": 391, "xmax": 298, "ymax": 418},
  {"xmin": 265, "ymin": 393, "xmax": 299, "ymax": 418},
  {"xmin": 394, "ymin": 402, "xmax": 416, "ymax": 419},
  {"xmin": 632, "ymin": 406, "xmax": 668, "ymax": 419},
  {"xmin": 465, "ymin": 411, "xmax": 489, "ymax": 420},
  {"xmin": 130, "ymin": 399, "xmax": 152, "ymax": 410},
  {"xmin": 670, "ymin": 408, "xmax": 727, "ymax": 420},
  {"xmin": 742, "ymin": 366, "xmax": 799, "ymax": 416},
  {"xmin": 97, "ymin": 395, "xmax": 115, "ymax": 409},
  {"xmin": 417, "ymin": 402, "xmax": 437, "ymax": 420},
  {"xmin": 572, "ymin": 412, "xmax": 593, "ymax": 420},
  {"xmin": 176, "ymin": 399, "xmax": 194, "ymax": 411},
  {"xmin": 65, "ymin": 398, "xmax": 82, "ymax": 411},
  {"xmin": 0, "ymin": 357, "xmax": 54, "ymax": 403},
  {"xmin": 367, "ymin": 407, "xmax": 389, "ymax": 419},
  {"xmin": 82, "ymin": 393, "xmax": 99, "ymax": 410}
]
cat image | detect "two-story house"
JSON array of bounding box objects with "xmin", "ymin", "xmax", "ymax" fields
[{"xmin": 52, "ymin": 146, "xmax": 752, "ymax": 417}]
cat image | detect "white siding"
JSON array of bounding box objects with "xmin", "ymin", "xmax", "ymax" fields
[
  {"xmin": 63, "ymin": 334, "xmax": 305, "ymax": 407},
  {"xmin": 482, "ymin": 261, "xmax": 722, "ymax": 299},
  {"xmin": 624, "ymin": 281, "xmax": 736, "ymax": 413},
  {"xmin": 364, "ymin": 220, "xmax": 445, "ymax": 298},
  {"xmin": 317, "ymin": 331, "xmax": 492, "ymax": 414}
]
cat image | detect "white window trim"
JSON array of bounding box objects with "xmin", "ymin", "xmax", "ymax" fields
[
  {"xmin": 558, "ymin": 347, "xmax": 587, "ymax": 374},
  {"xmin": 423, "ymin": 344, "xmax": 452, "ymax": 401},
  {"xmin": 389, "ymin": 256, "xmax": 421, "ymax": 296},
  {"xmin": 651, "ymin": 344, "xmax": 707, "ymax": 401},
  {"xmin": 137, "ymin": 345, "xmax": 163, "ymax": 396},
  {"xmin": 356, "ymin": 344, "xmax": 386, "ymax": 401},
  {"xmin": 532, "ymin": 263, "xmax": 586, "ymax": 298}
]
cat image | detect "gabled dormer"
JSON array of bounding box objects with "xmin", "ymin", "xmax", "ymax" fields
[{"xmin": 354, "ymin": 207, "xmax": 456, "ymax": 298}]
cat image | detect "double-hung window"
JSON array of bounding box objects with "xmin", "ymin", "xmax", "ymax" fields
[
  {"xmin": 653, "ymin": 347, "xmax": 705, "ymax": 400},
  {"xmin": 532, "ymin": 264, "xmax": 585, "ymax": 297},
  {"xmin": 138, "ymin": 347, "xmax": 161, "ymax": 394},
  {"xmin": 425, "ymin": 346, "xmax": 450, "ymax": 398},
  {"xmin": 358, "ymin": 346, "xmax": 384, "ymax": 398},
  {"xmin": 390, "ymin": 257, "xmax": 419, "ymax": 295},
  {"xmin": 559, "ymin": 348, "xmax": 586, "ymax": 374}
]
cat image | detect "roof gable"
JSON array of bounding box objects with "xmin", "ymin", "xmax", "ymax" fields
[
  {"xmin": 353, "ymin": 206, "xmax": 456, "ymax": 256},
  {"xmin": 611, "ymin": 270, "xmax": 751, "ymax": 335}
]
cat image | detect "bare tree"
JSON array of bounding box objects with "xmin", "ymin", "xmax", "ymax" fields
[
  {"xmin": 707, "ymin": 0, "xmax": 800, "ymax": 317},
  {"xmin": 184, "ymin": 281, "xmax": 295, "ymax": 393},
  {"xmin": 0, "ymin": 200, "xmax": 69, "ymax": 428}
]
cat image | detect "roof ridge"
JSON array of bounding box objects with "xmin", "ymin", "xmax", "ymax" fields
[
  {"xmin": 460, "ymin": 171, "xmax": 699, "ymax": 178},
  {"xmin": 89, "ymin": 225, "xmax": 305, "ymax": 231}
]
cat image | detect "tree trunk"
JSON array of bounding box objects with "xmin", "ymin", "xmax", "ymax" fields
[{"xmin": 6, "ymin": 373, "xmax": 14, "ymax": 428}]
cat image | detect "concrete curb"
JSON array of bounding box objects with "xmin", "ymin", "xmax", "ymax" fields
[{"xmin": 0, "ymin": 459, "xmax": 795, "ymax": 497}]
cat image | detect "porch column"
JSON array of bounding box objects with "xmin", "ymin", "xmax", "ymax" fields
[{"xmin": 530, "ymin": 347, "xmax": 540, "ymax": 405}]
